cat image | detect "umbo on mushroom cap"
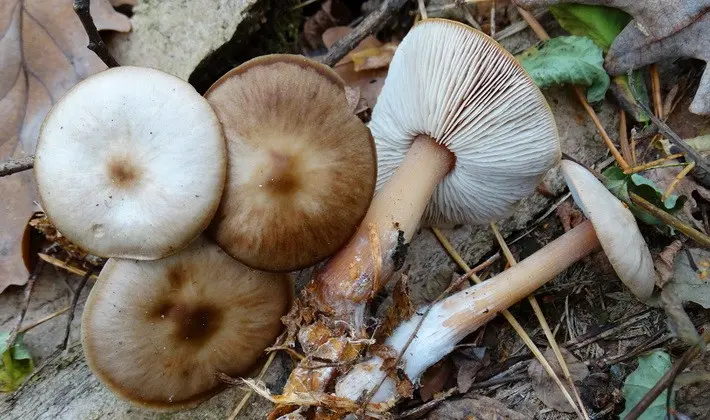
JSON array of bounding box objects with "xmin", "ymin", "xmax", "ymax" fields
[
  {"xmin": 561, "ymin": 159, "xmax": 655, "ymax": 300},
  {"xmin": 81, "ymin": 236, "xmax": 292, "ymax": 409},
  {"xmin": 371, "ymin": 19, "xmax": 561, "ymax": 225},
  {"xmin": 205, "ymin": 54, "xmax": 377, "ymax": 272},
  {"xmin": 34, "ymin": 66, "xmax": 226, "ymax": 260}
]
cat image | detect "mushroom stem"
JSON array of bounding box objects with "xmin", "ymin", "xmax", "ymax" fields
[
  {"xmin": 335, "ymin": 220, "xmax": 600, "ymax": 403},
  {"xmin": 313, "ymin": 135, "xmax": 454, "ymax": 326}
]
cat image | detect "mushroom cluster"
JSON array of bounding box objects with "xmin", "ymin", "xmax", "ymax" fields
[{"xmin": 33, "ymin": 56, "xmax": 376, "ymax": 409}]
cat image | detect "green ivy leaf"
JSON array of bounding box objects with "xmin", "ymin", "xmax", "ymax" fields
[
  {"xmin": 517, "ymin": 36, "xmax": 610, "ymax": 103},
  {"xmin": 547, "ymin": 4, "xmax": 650, "ymax": 122},
  {"xmin": 601, "ymin": 166, "xmax": 687, "ymax": 227},
  {"xmin": 621, "ymin": 350, "xmax": 673, "ymax": 419},
  {"xmin": 0, "ymin": 332, "xmax": 35, "ymax": 392},
  {"xmin": 548, "ymin": 4, "xmax": 630, "ymax": 52}
]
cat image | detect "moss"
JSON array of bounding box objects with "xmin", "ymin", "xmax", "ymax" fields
[{"xmin": 188, "ymin": 0, "xmax": 303, "ymax": 94}]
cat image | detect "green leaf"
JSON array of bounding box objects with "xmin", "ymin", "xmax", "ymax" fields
[
  {"xmin": 0, "ymin": 332, "xmax": 35, "ymax": 392},
  {"xmin": 517, "ymin": 36, "xmax": 610, "ymax": 103},
  {"xmin": 549, "ymin": 4, "xmax": 630, "ymax": 52},
  {"xmin": 601, "ymin": 166, "xmax": 687, "ymax": 227},
  {"xmin": 612, "ymin": 73, "xmax": 652, "ymax": 123},
  {"xmin": 621, "ymin": 350, "xmax": 673, "ymax": 419}
]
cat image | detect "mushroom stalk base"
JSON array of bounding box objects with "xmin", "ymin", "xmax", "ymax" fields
[
  {"xmin": 335, "ymin": 220, "xmax": 600, "ymax": 403},
  {"xmin": 312, "ymin": 135, "xmax": 454, "ymax": 326}
]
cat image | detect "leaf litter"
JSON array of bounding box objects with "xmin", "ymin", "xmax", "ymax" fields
[{"xmin": 3, "ymin": 1, "xmax": 710, "ymax": 419}]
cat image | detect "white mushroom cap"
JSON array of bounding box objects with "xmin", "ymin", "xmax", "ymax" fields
[
  {"xmin": 370, "ymin": 18, "xmax": 560, "ymax": 226},
  {"xmin": 34, "ymin": 66, "xmax": 226, "ymax": 260},
  {"xmin": 81, "ymin": 236, "xmax": 292, "ymax": 409},
  {"xmin": 561, "ymin": 160, "xmax": 655, "ymax": 300}
]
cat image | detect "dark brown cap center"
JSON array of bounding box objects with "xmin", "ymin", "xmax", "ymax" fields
[
  {"xmin": 262, "ymin": 151, "xmax": 300, "ymax": 195},
  {"xmin": 106, "ymin": 156, "xmax": 143, "ymax": 188},
  {"xmin": 154, "ymin": 301, "xmax": 223, "ymax": 346}
]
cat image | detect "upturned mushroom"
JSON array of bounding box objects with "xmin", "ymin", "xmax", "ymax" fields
[
  {"xmin": 311, "ymin": 19, "xmax": 561, "ymax": 325},
  {"xmin": 34, "ymin": 66, "xmax": 226, "ymax": 260},
  {"xmin": 81, "ymin": 237, "xmax": 292, "ymax": 409},
  {"xmin": 204, "ymin": 54, "xmax": 377, "ymax": 272},
  {"xmin": 335, "ymin": 159, "xmax": 656, "ymax": 403}
]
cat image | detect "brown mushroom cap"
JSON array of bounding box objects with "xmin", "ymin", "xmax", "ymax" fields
[
  {"xmin": 81, "ymin": 237, "xmax": 292, "ymax": 410},
  {"xmin": 205, "ymin": 54, "xmax": 377, "ymax": 272}
]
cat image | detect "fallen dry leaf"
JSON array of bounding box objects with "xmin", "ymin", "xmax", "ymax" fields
[
  {"xmin": 668, "ymin": 247, "xmax": 710, "ymax": 309},
  {"xmin": 322, "ymin": 26, "xmax": 388, "ymax": 111},
  {"xmin": 0, "ymin": 0, "xmax": 131, "ymax": 293},
  {"xmin": 424, "ymin": 395, "xmax": 527, "ymax": 420},
  {"xmin": 350, "ymin": 42, "xmax": 398, "ymax": 72},
  {"xmin": 528, "ymin": 347, "xmax": 589, "ymax": 413},
  {"xmin": 419, "ymin": 359, "xmax": 453, "ymax": 402},
  {"xmin": 452, "ymin": 347, "xmax": 488, "ymax": 393},
  {"xmin": 374, "ymin": 273, "xmax": 415, "ymax": 341},
  {"xmin": 301, "ymin": 0, "xmax": 352, "ymax": 51}
]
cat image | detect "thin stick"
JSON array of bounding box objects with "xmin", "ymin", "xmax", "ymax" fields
[
  {"xmin": 662, "ymin": 161, "xmax": 695, "ymax": 201},
  {"xmin": 629, "ymin": 192, "xmax": 710, "ymax": 247},
  {"xmin": 458, "ymin": 1, "xmax": 482, "ymax": 30},
  {"xmin": 650, "ymin": 65, "xmax": 663, "ymax": 119},
  {"xmin": 18, "ymin": 306, "xmax": 71, "ymax": 334},
  {"xmin": 73, "ymin": 0, "xmax": 119, "ymax": 68},
  {"xmin": 490, "ymin": 0, "xmax": 496, "ymax": 37},
  {"xmin": 37, "ymin": 253, "xmax": 100, "ymax": 280},
  {"xmin": 417, "ymin": 0, "xmax": 427, "ymax": 19},
  {"xmin": 515, "ymin": 7, "xmax": 629, "ymax": 171},
  {"xmin": 228, "ymin": 351, "xmax": 278, "ymax": 420},
  {"xmin": 490, "ymin": 223, "xmax": 588, "ymax": 419},
  {"xmin": 6, "ymin": 261, "xmax": 45, "ymax": 348},
  {"xmin": 619, "ymin": 111, "xmax": 634, "ymax": 166},
  {"xmin": 0, "ymin": 155, "xmax": 34, "ymax": 177},
  {"xmin": 431, "ymin": 227, "xmax": 586, "ymax": 420},
  {"xmin": 623, "ymin": 330, "xmax": 710, "ymax": 420},
  {"xmin": 631, "ymin": 131, "xmax": 638, "ymax": 167},
  {"xmin": 624, "ymin": 153, "xmax": 685, "ymax": 174},
  {"xmin": 62, "ymin": 268, "xmax": 93, "ymax": 351},
  {"xmin": 320, "ymin": 0, "xmax": 409, "ymax": 67}
]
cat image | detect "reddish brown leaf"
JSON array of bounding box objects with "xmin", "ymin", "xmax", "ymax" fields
[
  {"xmin": 0, "ymin": 0, "xmax": 130, "ymax": 293},
  {"xmin": 375, "ymin": 273, "xmax": 415, "ymax": 341}
]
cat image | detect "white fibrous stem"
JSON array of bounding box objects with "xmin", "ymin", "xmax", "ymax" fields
[
  {"xmin": 312, "ymin": 135, "xmax": 454, "ymax": 330},
  {"xmin": 335, "ymin": 220, "xmax": 601, "ymax": 403}
]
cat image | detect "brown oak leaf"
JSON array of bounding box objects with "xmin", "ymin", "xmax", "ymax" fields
[{"xmin": 0, "ymin": 0, "xmax": 130, "ymax": 293}]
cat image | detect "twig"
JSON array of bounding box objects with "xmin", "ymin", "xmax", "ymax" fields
[
  {"xmin": 629, "ymin": 192, "xmax": 710, "ymax": 248},
  {"xmin": 515, "ymin": 6, "xmax": 629, "ymax": 171},
  {"xmin": 73, "ymin": 0, "xmax": 119, "ymax": 68},
  {"xmin": 490, "ymin": 222, "xmax": 588, "ymax": 419},
  {"xmin": 430, "ymin": 227, "xmax": 586, "ymax": 420},
  {"xmin": 320, "ymin": 0, "xmax": 409, "ymax": 67},
  {"xmin": 490, "ymin": 0, "xmax": 496, "ymax": 37},
  {"xmin": 650, "ymin": 64, "xmax": 663, "ymax": 119},
  {"xmin": 564, "ymin": 309, "xmax": 652, "ymax": 351},
  {"xmin": 457, "ymin": 0, "xmax": 482, "ymax": 31},
  {"xmin": 18, "ymin": 305, "xmax": 71, "ymax": 334},
  {"xmin": 0, "ymin": 155, "xmax": 34, "ymax": 177},
  {"xmin": 619, "ymin": 111, "xmax": 634, "ymax": 166},
  {"xmin": 662, "ymin": 161, "xmax": 696, "ymax": 200},
  {"xmin": 6, "ymin": 261, "xmax": 45, "ymax": 348},
  {"xmin": 627, "ymin": 73, "xmax": 710, "ymax": 174},
  {"xmin": 394, "ymin": 387, "xmax": 458, "ymax": 419},
  {"xmin": 624, "ymin": 153, "xmax": 685, "ymax": 174},
  {"xmin": 228, "ymin": 351, "xmax": 278, "ymax": 420},
  {"xmin": 61, "ymin": 268, "xmax": 93, "ymax": 351},
  {"xmin": 37, "ymin": 253, "xmax": 100, "ymax": 280},
  {"xmin": 624, "ymin": 330, "xmax": 710, "ymax": 420},
  {"xmin": 417, "ymin": 0, "xmax": 427, "ymax": 19}
]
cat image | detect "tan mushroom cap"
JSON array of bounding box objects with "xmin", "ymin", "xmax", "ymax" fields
[
  {"xmin": 34, "ymin": 66, "xmax": 226, "ymax": 260},
  {"xmin": 560, "ymin": 160, "xmax": 656, "ymax": 300},
  {"xmin": 81, "ymin": 237, "xmax": 292, "ymax": 410},
  {"xmin": 205, "ymin": 54, "xmax": 377, "ymax": 272}
]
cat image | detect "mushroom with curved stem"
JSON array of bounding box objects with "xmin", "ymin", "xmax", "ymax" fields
[
  {"xmin": 34, "ymin": 66, "xmax": 226, "ymax": 260},
  {"xmin": 204, "ymin": 54, "xmax": 377, "ymax": 273},
  {"xmin": 81, "ymin": 237, "xmax": 293, "ymax": 410},
  {"xmin": 310, "ymin": 18, "xmax": 561, "ymax": 329},
  {"xmin": 335, "ymin": 159, "xmax": 657, "ymax": 404}
]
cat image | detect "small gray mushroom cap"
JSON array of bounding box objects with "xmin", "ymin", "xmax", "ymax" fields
[
  {"xmin": 370, "ymin": 18, "xmax": 561, "ymax": 226},
  {"xmin": 561, "ymin": 160, "xmax": 656, "ymax": 301}
]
